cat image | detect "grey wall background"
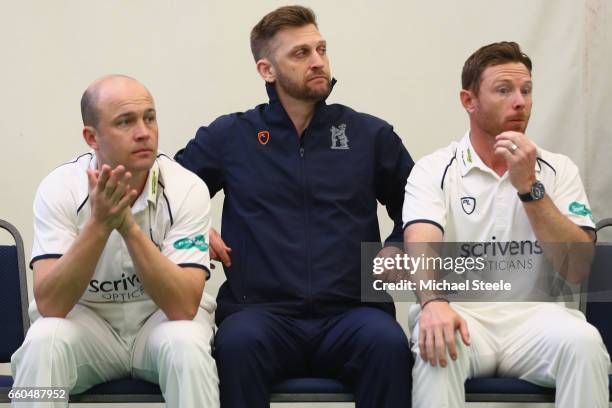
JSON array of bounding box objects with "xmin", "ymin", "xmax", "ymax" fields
[{"xmin": 0, "ymin": 1, "xmax": 611, "ymax": 406}]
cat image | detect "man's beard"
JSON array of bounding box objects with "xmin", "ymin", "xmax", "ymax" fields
[{"xmin": 275, "ymin": 69, "xmax": 331, "ymax": 102}]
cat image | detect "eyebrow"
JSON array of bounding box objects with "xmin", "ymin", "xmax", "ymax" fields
[
  {"xmin": 492, "ymin": 78, "xmax": 532, "ymax": 86},
  {"xmin": 288, "ymin": 40, "xmax": 326, "ymax": 53}
]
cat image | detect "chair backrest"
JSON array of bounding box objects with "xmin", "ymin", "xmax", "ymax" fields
[
  {"xmin": 585, "ymin": 219, "xmax": 612, "ymax": 354},
  {"xmin": 0, "ymin": 219, "xmax": 29, "ymax": 362}
]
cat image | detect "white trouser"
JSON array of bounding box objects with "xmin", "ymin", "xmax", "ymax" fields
[
  {"xmin": 410, "ymin": 302, "xmax": 610, "ymax": 408},
  {"xmin": 10, "ymin": 304, "xmax": 219, "ymax": 408}
]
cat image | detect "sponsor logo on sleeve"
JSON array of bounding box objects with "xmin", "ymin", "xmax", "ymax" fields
[
  {"xmin": 569, "ymin": 201, "xmax": 594, "ymax": 222},
  {"xmin": 173, "ymin": 234, "xmax": 209, "ymax": 252}
]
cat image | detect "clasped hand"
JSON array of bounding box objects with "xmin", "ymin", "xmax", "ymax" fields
[{"xmin": 86, "ymin": 164, "xmax": 138, "ymax": 235}]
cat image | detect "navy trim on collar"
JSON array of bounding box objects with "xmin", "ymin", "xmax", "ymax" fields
[
  {"xmin": 536, "ymin": 157, "xmax": 556, "ymax": 175},
  {"xmin": 440, "ymin": 152, "xmax": 457, "ymax": 189},
  {"xmin": 77, "ymin": 195, "xmax": 89, "ymax": 215}
]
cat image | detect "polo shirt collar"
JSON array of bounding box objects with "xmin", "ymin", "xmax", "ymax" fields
[
  {"xmin": 458, "ymin": 131, "xmax": 485, "ymax": 177},
  {"xmin": 132, "ymin": 159, "xmax": 159, "ymax": 213},
  {"xmin": 458, "ymin": 131, "xmax": 543, "ymax": 177}
]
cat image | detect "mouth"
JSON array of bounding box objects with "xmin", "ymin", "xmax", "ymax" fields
[
  {"xmin": 308, "ymin": 75, "xmax": 329, "ymax": 82},
  {"xmin": 132, "ymin": 148, "xmax": 153, "ymax": 155}
]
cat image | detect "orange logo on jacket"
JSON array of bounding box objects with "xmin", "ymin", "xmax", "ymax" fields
[{"xmin": 258, "ymin": 131, "xmax": 270, "ymax": 145}]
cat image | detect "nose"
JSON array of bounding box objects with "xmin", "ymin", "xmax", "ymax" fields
[
  {"xmin": 309, "ymin": 50, "xmax": 325, "ymax": 70},
  {"xmin": 134, "ymin": 119, "xmax": 151, "ymax": 141},
  {"xmin": 512, "ymin": 90, "xmax": 526, "ymax": 111}
]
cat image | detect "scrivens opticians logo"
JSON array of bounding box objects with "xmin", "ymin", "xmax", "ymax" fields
[
  {"xmin": 460, "ymin": 239, "xmax": 543, "ymax": 257},
  {"xmin": 88, "ymin": 273, "xmax": 145, "ymax": 301}
]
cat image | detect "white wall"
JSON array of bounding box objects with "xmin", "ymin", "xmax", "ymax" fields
[{"xmin": 0, "ymin": 0, "xmax": 611, "ymax": 405}]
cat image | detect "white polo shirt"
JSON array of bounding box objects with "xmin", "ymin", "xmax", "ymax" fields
[
  {"xmin": 403, "ymin": 131, "xmax": 595, "ymax": 241},
  {"xmin": 402, "ymin": 131, "xmax": 595, "ymax": 304},
  {"xmin": 31, "ymin": 152, "xmax": 215, "ymax": 337}
]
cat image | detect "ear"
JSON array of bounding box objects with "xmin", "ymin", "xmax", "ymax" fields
[
  {"xmin": 256, "ymin": 58, "xmax": 276, "ymax": 83},
  {"xmin": 460, "ymin": 89, "xmax": 477, "ymax": 114},
  {"xmin": 82, "ymin": 126, "xmax": 99, "ymax": 150}
]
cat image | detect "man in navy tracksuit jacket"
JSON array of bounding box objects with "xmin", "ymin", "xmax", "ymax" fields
[{"xmin": 176, "ymin": 6, "xmax": 414, "ymax": 407}]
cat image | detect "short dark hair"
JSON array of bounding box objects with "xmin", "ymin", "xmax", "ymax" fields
[
  {"xmin": 250, "ymin": 5, "xmax": 317, "ymax": 61},
  {"xmin": 81, "ymin": 74, "xmax": 140, "ymax": 128},
  {"xmin": 462, "ymin": 42, "xmax": 532, "ymax": 94},
  {"xmin": 80, "ymin": 86, "xmax": 99, "ymax": 127}
]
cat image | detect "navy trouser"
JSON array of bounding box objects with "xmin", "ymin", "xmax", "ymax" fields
[{"xmin": 215, "ymin": 306, "xmax": 412, "ymax": 408}]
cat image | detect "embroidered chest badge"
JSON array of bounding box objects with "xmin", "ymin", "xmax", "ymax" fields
[
  {"xmin": 461, "ymin": 197, "xmax": 476, "ymax": 215},
  {"xmin": 258, "ymin": 131, "xmax": 270, "ymax": 145},
  {"xmin": 330, "ymin": 124, "xmax": 349, "ymax": 150}
]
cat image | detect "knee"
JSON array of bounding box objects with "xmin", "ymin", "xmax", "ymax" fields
[
  {"xmin": 359, "ymin": 319, "xmax": 412, "ymax": 363},
  {"xmin": 563, "ymin": 323, "xmax": 608, "ymax": 363},
  {"xmin": 151, "ymin": 321, "xmax": 216, "ymax": 375},
  {"xmin": 155, "ymin": 320, "xmax": 213, "ymax": 357},
  {"xmin": 214, "ymin": 316, "xmax": 267, "ymax": 361},
  {"xmin": 22, "ymin": 317, "xmax": 79, "ymax": 357}
]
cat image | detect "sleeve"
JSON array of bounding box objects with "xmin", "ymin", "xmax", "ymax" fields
[
  {"xmin": 30, "ymin": 174, "xmax": 79, "ymax": 268},
  {"xmin": 402, "ymin": 155, "xmax": 447, "ymax": 234},
  {"xmin": 174, "ymin": 119, "xmax": 227, "ymax": 198},
  {"xmin": 160, "ymin": 179, "xmax": 212, "ymax": 278},
  {"xmin": 375, "ymin": 126, "xmax": 415, "ymax": 244},
  {"xmin": 550, "ymin": 157, "xmax": 595, "ymax": 231}
]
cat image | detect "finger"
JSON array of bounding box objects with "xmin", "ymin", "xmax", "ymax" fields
[
  {"xmin": 418, "ymin": 328, "xmax": 427, "ymax": 362},
  {"xmin": 110, "ymin": 171, "xmax": 131, "ymax": 203},
  {"xmin": 444, "ymin": 325, "xmax": 458, "ymax": 361},
  {"xmin": 425, "ymin": 329, "xmax": 436, "ymax": 366},
  {"xmin": 216, "ymin": 246, "xmax": 232, "ymax": 267},
  {"xmin": 434, "ymin": 327, "xmax": 447, "ymax": 367},
  {"xmin": 459, "ymin": 318, "xmax": 471, "ymax": 346},
  {"xmin": 105, "ymin": 166, "xmax": 125, "ymax": 198},
  {"xmin": 210, "ymin": 244, "xmax": 219, "ymax": 260},
  {"xmin": 210, "ymin": 229, "xmax": 232, "ymax": 266},
  {"xmin": 494, "ymin": 146, "xmax": 514, "ymax": 163},
  {"xmin": 115, "ymin": 188, "xmax": 137, "ymax": 213},
  {"xmin": 110, "ymin": 180, "xmax": 127, "ymax": 204},
  {"xmin": 495, "ymin": 131, "xmax": 521, "ymax": 142},
  {"xmin": 96, "ymin": 165, "xmax": 112, "ymax": 193},
  {"xmin": 494, "ymin": 139, "xmax": 514, "ymax": 151}
]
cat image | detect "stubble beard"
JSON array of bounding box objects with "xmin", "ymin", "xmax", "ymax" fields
[{"xmin": 275, "ymin": 68, "xmax": 331, "ymax": 103}]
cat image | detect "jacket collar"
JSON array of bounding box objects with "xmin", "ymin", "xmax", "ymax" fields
[{"xmin": 265, "ymin": 77, "xmax": 337, "ymax": 103}]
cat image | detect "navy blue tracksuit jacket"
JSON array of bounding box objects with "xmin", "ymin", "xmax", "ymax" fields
[{"xmin": 176, "ymin": 82, "xmax": 414, "ymax": 322}]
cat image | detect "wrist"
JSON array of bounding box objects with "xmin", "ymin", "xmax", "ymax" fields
[
  {"xmin": 517, "ymin": 177, "xmax": 537, "ymax": 195},
  {"xmin": 118, "ymin": 221, "xmax": 140, "ymax": 240},
  {"xmin": 86, "ymin": 219, "xmax": 114, "ymax": 238},
  {"xmin": 421, "ymin": 297, "xmax": 449, "ymax": 309}
]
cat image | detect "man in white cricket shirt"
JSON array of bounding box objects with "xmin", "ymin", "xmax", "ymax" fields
[
  {"xmin": 403, "ymin": 42, "xmax": 609, "ymax": 407},
  {"xmin": 10, "ymin": 75, "xmax": 219, "ymax": 408}
]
